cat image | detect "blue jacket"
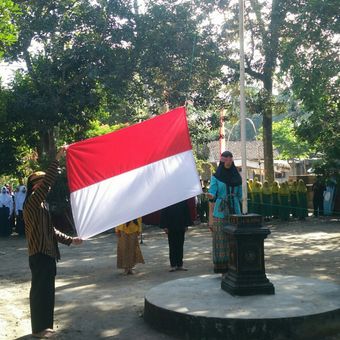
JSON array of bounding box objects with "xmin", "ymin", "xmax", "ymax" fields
[{"xmin": 208, "ymin": 176, "xmax": 242, "ymax": 218}]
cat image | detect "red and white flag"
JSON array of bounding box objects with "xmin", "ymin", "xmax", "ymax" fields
[{"xmin": 66, "ymin": 107, "xmax": 202, "ymax": 239}]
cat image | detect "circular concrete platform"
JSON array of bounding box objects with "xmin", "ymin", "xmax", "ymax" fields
[{"xmin": 144, "ymin": 274, "xmax": 340, "ymax": 340}]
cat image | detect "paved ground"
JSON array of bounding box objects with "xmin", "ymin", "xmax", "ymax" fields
[{"xmin": 0, "ymin": 216, "xmax": 340, "ymax": 340}]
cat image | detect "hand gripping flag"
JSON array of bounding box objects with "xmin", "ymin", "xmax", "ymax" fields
[{"xmin": 66, "ymin": 107, "xmax": 202, "ymax": 239}]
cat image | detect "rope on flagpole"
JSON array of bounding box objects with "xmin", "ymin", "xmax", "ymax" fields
[
  {"xmin": 185, "ymin": 32, "xmax": 198, "ymax": 108},
  {"xmin": 185, "ymin": 0, "xmax": 198, "ymax": 107}
]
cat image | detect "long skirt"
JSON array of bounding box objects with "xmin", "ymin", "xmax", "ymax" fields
[
  {"xmin": 212, "ymin": 217, "xmax": 228, "ymax": 273},
  {"xmin": 297, "ymin": 192, "xmax": 308, "ymax": 219},
  {"xmin": 290, "ymin": 193, "xmax": 298, "ymax": 218},
  {"xmin": 272, "ymin": 193, "xmax": 279, "ymax": 218},
  {"xmin": 247, "ymin": 193, "xmax": 254, "ymax": 213},
  {"xmin": 262, "ymin": 193, "xmax": 272, "ymax": 218},
  {"xmin": 117, "ymin": 232, "xmax": 144, "ymax": 270},
  {"xmin": 279, "ymin": 196, "xmax": 290, "ymax": 221},
  {"xmin": 253, "ymin": 192, "xmax": 262, "ymax": 215}
]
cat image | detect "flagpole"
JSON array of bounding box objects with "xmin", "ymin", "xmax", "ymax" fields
[
  {"xmin": 219, "ymin": 109, "xmax": 226, "ymax": 155},
  {"xmin": 239, "ymin": 0, "xmax": 248, "ymax": 214}
]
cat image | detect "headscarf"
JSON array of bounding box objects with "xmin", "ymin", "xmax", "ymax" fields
[
  {"xmin": 272, "ymin": 181, "xmax": 280, "ymax": 193},
  {"xmin": 247, "ymin": 180, "xmax": 252, "ymax": 193},
  {"xmin": 279, "ymin": 182, "xmax": 290, "ymax": 196},
  {"xmin": 213, "ymin": 151, "xmax": 242, "ymax": 187},
  {"xmin": 297, "ymin": 179, "xmax": 307, "ymax": 193},
  {"xmin": 0, "ymin": 186, "xmax": 12, "ymax": 209},
  {"xmin": 262, "ymin": 180, "xmax": 272, "ymax": 195},
  {"xmin": 248, "ymin": 179, "xmax": 254, "ymax": 191},
  {"xmin": 15, "ymin": 185, "xmax": 27, "ymax": 212},
  {"xmin": 126, "ymin": 219, "xmax": 139, "ymax": 226},
  {"xmin": 253, "ymin": 181, "xmax": 262, "ymax": 193},
  {"xmin": 290, "ymin": 181, "xmax": 298, "ymax": 193}
]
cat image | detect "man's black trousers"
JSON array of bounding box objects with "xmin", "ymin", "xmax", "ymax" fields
[
  {"xmin": 168, "ymin": 230, "xmax": 185, "ymax": 268},
  {"xmin": 29, "ymin": 253, "xmax": 56, "ymax": 334}
]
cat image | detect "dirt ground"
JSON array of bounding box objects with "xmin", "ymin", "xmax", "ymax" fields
[{"xmin": 1, "ymin": 216, "xmax": 340, "ymax": 340}]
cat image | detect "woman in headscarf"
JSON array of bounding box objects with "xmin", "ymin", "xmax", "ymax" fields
[
  {"xmin": 279, "ymin": 182, "xmax": 290, "ymax": 221},
  {"xmin": 252, "ymin": 180, "xmax": 262, "ymax": 215},
  {"xmin": 15, "ymin": 185, "xmax": 27, "ymax": 236},
  {"xmin": 297, "ymin": 179, "xmax": 308, "ymax": 220},
  {"xmin": 116, "ymin": 217, "xmax": 145, "ymax": 274},
  {"xmin": 207, "ymin": 151, "xmax": 242, "ymax": 273},
  {"xmin": 0, "ymin": 186, "xmax": 13, "ymax": 236},
  {"xmin": 271, "ymin": 181, "xmax": 280, "ymax": 219},
  {"xmin": 261, "ymin": 180, "xmax": 272, "ymax": 221},
  {"xmin": 247, "ymin": 180, "xmax": 254, "ymax": 213},
  {"xmin": 289, "ymin": 181, "xmax": 298, "ymax": 218}
]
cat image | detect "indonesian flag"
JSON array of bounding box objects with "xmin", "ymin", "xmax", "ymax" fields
[{"xmin": 66, "ymin": 107, "xmax": 202, "ymax": 239}]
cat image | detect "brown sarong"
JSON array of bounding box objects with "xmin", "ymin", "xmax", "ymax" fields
[
  {"xmin": 117, "ymin": 232, "xmax": 144, "ymax": 269},
  {"xmin": 212, "ymin": 217, "xmax": 228, "ymax": 273}
]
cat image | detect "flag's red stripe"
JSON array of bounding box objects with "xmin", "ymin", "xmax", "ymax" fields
[{"xmin": 66, "ymin": 107, "xmax": 192, "ymax": 193}]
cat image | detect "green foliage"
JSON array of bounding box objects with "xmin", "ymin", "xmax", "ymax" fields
[
  {"xmin": 186, "ymin": 104, "xmax": 220, "ymax": 160},
  {"xmin": 216, "ymin": 0, "xmax": 339, "ymax": 182},
  {"xmin": 1, "ymin": 0, "xmax": 228, "ymax": 174},
  {"xmin": 1, "ymin": 0, "xmax": 339, "ymax": 181},
  {"xmin": 296, "ymin": 86, "xmax": 340, "ymax": 173},
  {"xmin": 84, "ymin": 120, "xmax": 127, "ymax": 139},
  {"xmin": 0, "ymin": 0, "xmax": 20, "ymax": 58},
  {"xmin": 279, "ymin": 0, "xmax": 340, "ymax": 172},
  {"xmin": 269, "ymin": 118, "xmax": 312, "ymax": 160},
  {"xmin": 4, "ymin": 0, "xmax": 136, "ymax": 167},
  {"xmin": 134, "ymin": 1, "xmax": 225, "ymax": 112},
  {"xmin": 196, "ymin": 159, "xmax": 215, "ymax": 181}
]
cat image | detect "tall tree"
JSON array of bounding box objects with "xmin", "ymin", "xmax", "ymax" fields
[
  {"xmin": 202, "ymin": 0, "xmax": 339, "ymax": 182},
  {"xmin": 134, "ymin": 1, "xmax": 225, "ymax": 112},
  {"xmin": 213, "ymin": 0, "xmax": 292, "ymax": 182},
  {"xmin": 5, "ymin": 0, "xmax": 136, "ymax": 163},
  {"xmin": 280, "ymin": 0, "xmax": 340, "ymax": 174}
]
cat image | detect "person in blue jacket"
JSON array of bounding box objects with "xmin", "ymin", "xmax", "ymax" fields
[{"xmin": 208, "ymin": 151, "xmax": 242, "ymax": 273}]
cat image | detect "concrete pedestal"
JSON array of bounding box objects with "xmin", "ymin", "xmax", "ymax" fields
[
  {"xmin": 222, "ymin": 214, "xmax": 274, "ymax": 296},
  {"xmin": 144, "ymin": 274, "xmax": 340, "ymax": 339}
]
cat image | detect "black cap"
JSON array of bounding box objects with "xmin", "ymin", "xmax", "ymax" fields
[{"xmin": 221, "ymin": 151, "xmax": 233, "ymax": 158}]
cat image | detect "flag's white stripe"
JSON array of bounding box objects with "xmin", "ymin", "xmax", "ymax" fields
[{"xmin": 70, "ymin": 150, "xmax": 202, "ymax": 239}]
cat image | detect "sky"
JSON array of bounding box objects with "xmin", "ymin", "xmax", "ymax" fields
[{"xmin": 0, "ymin": 61, "xmax": 25, "ymax": 86}]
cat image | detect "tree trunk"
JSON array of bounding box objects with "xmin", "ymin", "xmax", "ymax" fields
[
  {"xmin": 37, "ymin": 128, "xmax": 56, "ymax": 165},
  {"xmin": 260, "ymin": 0, "xmax": 287, "ymax": 184}
]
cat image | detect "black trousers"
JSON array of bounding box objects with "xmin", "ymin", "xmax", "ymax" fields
[
  {"xmin": 0, "ymin": 207, "xmax": 11, "ymax": 237},
  {"xmin": 313, "ymin": 196, "xmax": 324, "ymax": 216},
  {"xmin": 29, "ymin": 253, "xmax": 56, "ymax": 334},
  {"xmin": 168, "ymin": 230, "xmax": 185, "ymax": 268},
  {"xmin": 16, "ymin": 210, "xmax": 25, "ymax": 236}
]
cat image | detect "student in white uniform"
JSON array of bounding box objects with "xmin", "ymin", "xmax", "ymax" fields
[
  {"xmin": 0, "ymin": 186, "xmax": 14, "ymax": 236},
  {"xmin": 15, "ymin": 185, "xmax": 27, "ymax": 236}
]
